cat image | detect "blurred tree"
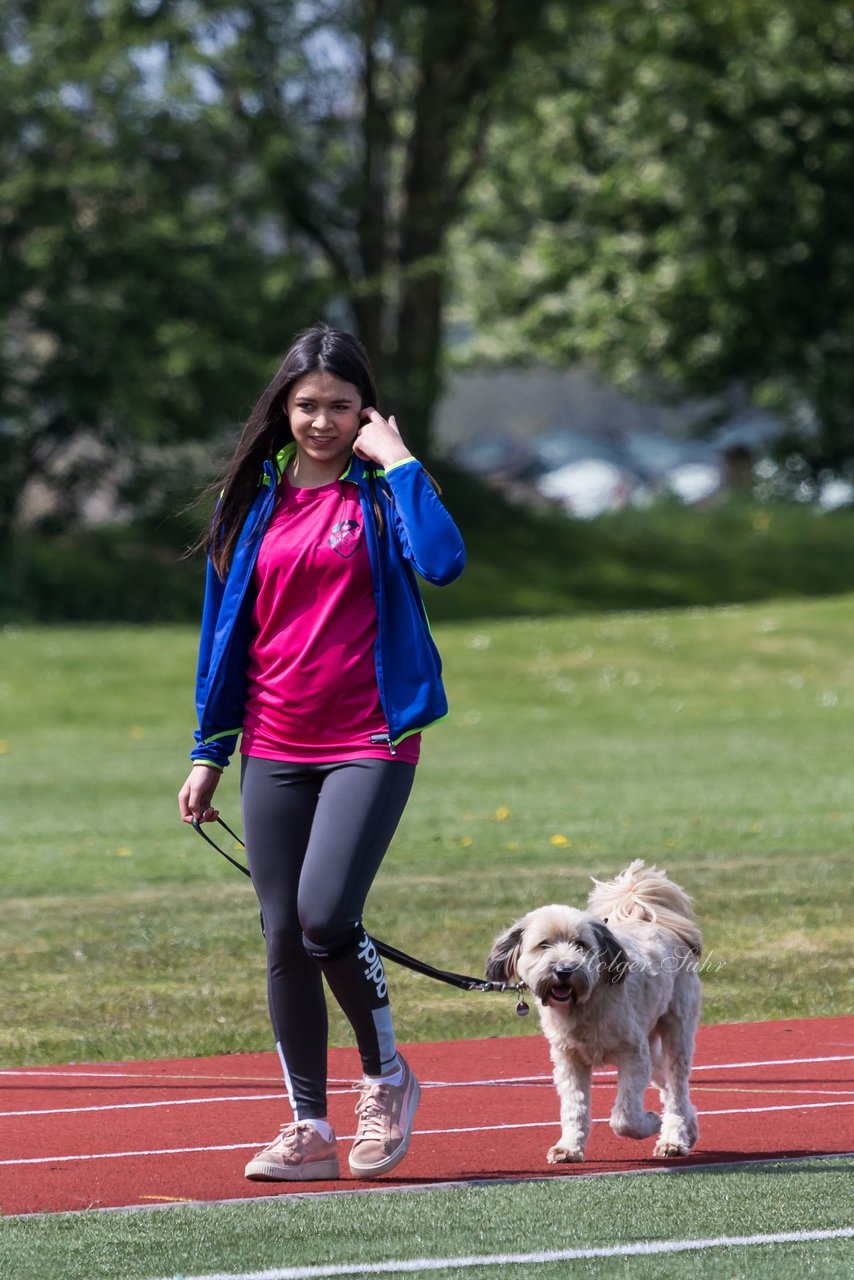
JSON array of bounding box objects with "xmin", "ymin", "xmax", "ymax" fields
[
  {"xmin": 0, "ymin": 0, "xmax": 319, "ymax": 557},
  {"xmin": 453, "ymin": 0, "xmax": 854, "ymax": 468},
  {"xmin": 166, "ymin": 0, "xmax": 554, "ymax": 450},
  {"xmin": 0, "ymin": 0, "xmax": 552, "ymax": 558}
]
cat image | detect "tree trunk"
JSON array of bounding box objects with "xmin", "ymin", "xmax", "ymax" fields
[
  {"xmin": 386, "ymin": 15, "xmax": 459, "ymax": 456},
  {"xmin": 383, "ymin": 0, "xmax": 555, "ymax": 455},
  {"xmin": 353, "ymin": 0, "xmax": 391, "ymax": 376}
]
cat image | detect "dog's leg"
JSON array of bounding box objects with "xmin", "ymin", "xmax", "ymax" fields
[
  {"xmin": 547, "ymin": 1052, "xmax": 592, "ymax": 1163},
  {"xmin": 652, "ymin": 1009, "xmax": 699, "ymax": 1157},
  {"xmin": 609, "ymin": 1040, "xmax": 661, "ymax": 1140}
]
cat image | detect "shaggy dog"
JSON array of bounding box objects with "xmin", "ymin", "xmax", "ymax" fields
[{"xmin": 485, "ymin": 860, "xmax": 702, "ymax": 1164}]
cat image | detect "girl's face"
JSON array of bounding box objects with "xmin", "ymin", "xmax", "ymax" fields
[{"xmin": 285, "ymin": 371, "xmax": 363, "ymax": 479}]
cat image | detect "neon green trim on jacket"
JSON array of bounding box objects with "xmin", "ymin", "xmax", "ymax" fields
[
  {"xmin": 273, "ymin": 443, "xmax": 415, "ymax": 484},
  {"xmin": 391, "ymin": 712, "xmax": 448, "ymax": 747},
  {"xmin": 384, "ymin": 455, "xmax": 417, "ymax": 475},
  {"xmin": 203, "ymin": 727, "xmax": 244, "ymax": 743}
]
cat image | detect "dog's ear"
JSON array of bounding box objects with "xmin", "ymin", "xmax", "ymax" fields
[
  {"xmin": 485, "ymin": 921, "xmax": 525, "ymax": 984},
  {"xmin": 591, "ymin": 920, "xmax": 630, "ymax": 985}
]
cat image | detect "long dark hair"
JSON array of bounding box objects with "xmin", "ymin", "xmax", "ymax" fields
[{"xmin": 205, "ymin": 324, "xmax": 379, "ymax": 578}]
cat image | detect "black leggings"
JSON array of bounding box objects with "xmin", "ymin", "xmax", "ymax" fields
[{"xmin": 240, "ymin": 755, "xmax": 416, "ymax": 1120}]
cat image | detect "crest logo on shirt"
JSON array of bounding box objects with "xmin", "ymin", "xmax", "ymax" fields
[{"xmin": 328, "ymin": 519, "xmax": 362, "ymax": 558}]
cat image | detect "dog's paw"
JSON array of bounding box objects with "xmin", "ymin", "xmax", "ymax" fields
[
  {"xmin": 656, "ymin": 1112, "xmax": 697, "ymax": 1156},
  {"xmin": 611, "ymin": 1109, "xmax": 661, "ymax": 1140},
  {"xmin": 653, "ymin": 1138, "xmax": 689, "ymax": 1158},
  {"xmin": 547, "ymin": 1143, "xmax": 585, "ymax": 1164}
]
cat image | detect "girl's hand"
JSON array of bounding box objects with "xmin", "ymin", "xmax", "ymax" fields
[
  {"xmin": 178, "ymin": 764, "xmax": 222, "ymax": 824},
  {"xmin": 353, "ymin": 408, "xmax": 412, "ymax": 471}
]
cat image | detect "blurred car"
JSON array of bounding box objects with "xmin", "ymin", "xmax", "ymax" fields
[
  {"xmin": 532, "ymin": 426, "xmax": 727, "ymax": 515},
  {"xmin": 621, "ymin": 430, "xmax": 723, "ymax": 504},
  {"xmin": 536, "ymin": 456, "xmax": 639, "ymax": 518},
  {"xmin": 817, "ymin": 478, "xmax": 854, "ymax": 511},
  {"xmin": 711, "ymin": 411, "xmax": 785, "ymax": 453},
  {"xmin": 450, "ymin": 420, "xmax": 773, "ymax": 516},
  {"xmin": 447, "ymin": 434, "xmax": 537, "ymax": 480},
  {"xmin": 530, "ymin": 427, "xmax": 649, "ymax": 517},
  {"xmin": 530, "ymin": 427, "xmax": 629, "ymax": 475}
]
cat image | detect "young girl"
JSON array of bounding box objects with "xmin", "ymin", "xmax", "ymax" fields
[{"xmin": 178, "ymin": 325, "xmax": 465, "ymax": 1182}]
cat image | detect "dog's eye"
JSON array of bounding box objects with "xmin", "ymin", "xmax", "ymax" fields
[{"xmin": 537, "ymin": 939, "xmax": 552, "ymax": 949}]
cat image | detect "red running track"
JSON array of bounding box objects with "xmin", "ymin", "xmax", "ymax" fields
[{"xmin": 2, "ymin": 1016, "xmax": 852, "ymax": 1217}]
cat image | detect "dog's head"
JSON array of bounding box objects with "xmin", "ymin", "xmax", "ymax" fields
[{"xmin": 486, "ymin": 906, "xmax": 630, "ymax": 1010}]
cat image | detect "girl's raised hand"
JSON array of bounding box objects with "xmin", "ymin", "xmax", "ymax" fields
[{"xmin": 353, "ymin": 408, "xmax": 412, "ymax": 471}]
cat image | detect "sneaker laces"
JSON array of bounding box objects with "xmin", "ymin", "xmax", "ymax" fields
[
  {"xmin": 354, "ymin": 1082, "xmax": 392, "ymax": 1138},
  {"xmin": 269, "ymin": 1121, "xmax": 314, "ymax": 1155}
]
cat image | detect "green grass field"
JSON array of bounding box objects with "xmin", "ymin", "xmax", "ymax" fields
[
  {"xmin": 2, "ymin": 597, "xmax": 852, "ymax": 1278},
  {"xmin": 3, "ymin": 597, "xmax": 852, "ymax": 1063},
  {"xmin": 2, "ymin": 1160, "xmax": 851, "ymax": 1280}
]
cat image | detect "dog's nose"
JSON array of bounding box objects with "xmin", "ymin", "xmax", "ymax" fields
[{"xmin": 553, "ymin": 962, "xmax": 577, "ymax": 979}]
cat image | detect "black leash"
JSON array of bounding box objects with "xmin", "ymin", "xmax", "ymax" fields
[{"xmin": 191, "ymin": 817, "xmax": 529, "ymax": 1009}]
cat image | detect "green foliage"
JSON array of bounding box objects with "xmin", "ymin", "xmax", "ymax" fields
[
  {"xmin": 0, "ymin": 0, "xmax": 326, "ymax": 550},
  {"xmin": 0, "ymin": 0, "xmax": 554, "ymax": 559},
  {"xmin": 425, "ymin": 467, "xmax": 854, "ymax": 619},
  {"xmin": 2, "ymin": 527, "xmax": 203, "ymax": 622},
  {"xmin": 454, "ymin": 0, "xmax": 854, "ymax": 465},
  {"xmin": 5, "ymin": 481, "xmax": 854, "ymax": 624}
]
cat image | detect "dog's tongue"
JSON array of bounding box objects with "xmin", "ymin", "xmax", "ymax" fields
[{"xmin": 550, "ymin": 985, "xmax": 574, "ymax": 1005}]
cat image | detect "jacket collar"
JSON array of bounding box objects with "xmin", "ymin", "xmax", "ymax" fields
[{"xmin": 273, "ymin": 443, "xmax": 370, "ymax": 487}]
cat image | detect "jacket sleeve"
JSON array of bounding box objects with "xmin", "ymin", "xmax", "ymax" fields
[
  {"xmin": 188, "ymin": 556, "xmax": 239, "ymax": 769},
  {"xmin": 194, "ymin": 555, "xmax": 225, "ymax": 718},
  {"xmin": 190, "ymin": 729, "xmax": 238, "ymax": 770},
  {"xmin": 383, "ymin": 459, "xmax": 466, "ymax": 585}
]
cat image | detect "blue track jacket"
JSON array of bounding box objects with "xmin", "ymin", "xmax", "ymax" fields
[{"xmin": 190, "ymin": 447, "xmax": 465, "ymax": 769}]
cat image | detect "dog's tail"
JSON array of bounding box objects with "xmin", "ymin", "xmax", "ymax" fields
[{"xmin": 588, "ymin": 859, "xmax": 702, "ymax": 955}]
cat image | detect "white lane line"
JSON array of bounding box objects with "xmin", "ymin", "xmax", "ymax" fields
[
  {"xmin": 4, "ymin": 1099, "xmax": 853, "ymax": 1168},
  {"xmin": 3, "ymin": 1049, "xmax": 850, "ymax": 1080},
  {"xmin": 1, "ymin": 1093, "xmax": 283, "ymax": 1118},
  {"xmin": 0, "ymin": 1070, "xmax": 351, "ymax": 1084},
  {"xmin": 3, "ymin": 1053, "xmax": 853, "ymax": 1120},
  {"xmin": 693, "ymin": 1087, "xmax": 854, "ymax": 1098},
  {"xmin": 8, "ymin": 1084, "xmax": 852, "ymax": 1122},
  {"xmin": 588, "ymin": 1053, "xmax": 854, "ymax": 1081},
  {"xmin": 0, "ymin": 1087, "xmax": 359, "ymax": 1120},
  {"xmin": 142, "ymin": 1227, "xmax": 854, "ymax": 1280}
]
